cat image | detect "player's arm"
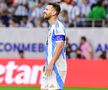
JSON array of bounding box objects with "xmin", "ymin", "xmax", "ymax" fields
[
  {"xmin": 46, "ymin": 23, "xmax": 65, "ymax": 77},
  {"xmin": 50, "ymin": 41, "xmax": 64, "ymax": 64},
  {"xmin": 46, "ymin": 41, "xmax": 64, "ymax": 77}
]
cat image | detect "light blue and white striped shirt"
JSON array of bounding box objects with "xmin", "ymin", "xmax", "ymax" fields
[
  {"xmin": 46, "ymin": 20, "xmax": 67, "ymax": 71},
  {"xmin": 46, "ymin": 20, "xmax": 67, "ymax": 90}
]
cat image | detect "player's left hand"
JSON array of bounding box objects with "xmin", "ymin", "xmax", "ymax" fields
[{"xmin": 46, "ymin": 62, "xmax": 53, "ymax": 77}]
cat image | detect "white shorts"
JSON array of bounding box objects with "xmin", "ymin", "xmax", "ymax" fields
[{"xmin": 41, "ymin": 70, "xmax": 66, "ymax": 90}]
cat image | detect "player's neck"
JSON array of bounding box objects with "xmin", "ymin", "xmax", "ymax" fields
[{"xmin": 48, "ymin": 16, "xmax": 57, "ymax": 26}]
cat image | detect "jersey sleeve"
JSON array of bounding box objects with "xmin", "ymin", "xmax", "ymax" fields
[{"xmin": 54, "ymin": 22, "xmax": 66, "ymax": 42}]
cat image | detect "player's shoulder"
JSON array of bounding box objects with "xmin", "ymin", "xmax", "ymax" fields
[
  {"xmin": 53, "ymin": 20, "xmax": 65, "ymax": 35},
  {"xmin": 54, "ymin": 20, "xmax": 65, "ymax": 29}
]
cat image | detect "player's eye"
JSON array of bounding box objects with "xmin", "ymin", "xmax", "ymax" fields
[{"xmin": 46, "ymin": 9, "xmax": 48, "ymax": 11}]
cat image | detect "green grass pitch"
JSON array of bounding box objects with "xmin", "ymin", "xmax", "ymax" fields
[{"xmin": 0, "ymin": 87, "xmax": 108, "ymax": 90}]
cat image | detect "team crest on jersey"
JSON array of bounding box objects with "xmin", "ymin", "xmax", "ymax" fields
[
  {"xmin": 49, "ymin": 84, "xmax": 55, "ymax": 88},
  {"xmin": 48, "ymin": 33, "xmax": 52, "ymax": 39}
]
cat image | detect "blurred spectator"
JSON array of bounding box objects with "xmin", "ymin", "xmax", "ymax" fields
[
  {"xmin": 20, "ymin": 17, "xmax": 33, "ymax": 28},
  {"xmin": 0, "ymin": 0, "xmax": 7, "ymax": 12},
  {"xmin": 66, "ymin": 37, "xmax": 72, "ymax": 58},
  {"xmin": 59, "ymin": 10, "xmax": 69, "ymax": 27},
  {"xmin": 31, "ymin": 0, "xmax": 44, "ymax": 27},
  {"xmin": 78, "ymin": 0, "xmax": 92, "ymax": 27},
  {"xmin": 75, "ymin": 48, "xmax": 84, "ymax": 59},
  {"xmin": 59, "ymin": 0, "xmax": 72, "ymax": 12},
  {"xmin": 99, "ymin": 51, "xmax": 107, "ymax": 59},
  {"xmin": 14, "ymin": 0, "xmax": 28, "ymax": 5},
  {"xmin": 0, "ymin": 0, "xmax": 107, "ymax": 27},
  {"xmin": 88, "ymin": 0, "xmax": 107, "ymax": 20},
  {"xmin": 59, "ymin": 0, "xmax": 72, "ymax": 24},
  {"xmin": 88, "ymin": 0, "xmax": 96, "ymax": 5},
  {"xmin": 0, "ymin": 19, "xmax": 5, "ymax": 27},
  {"xmin": 5, "ymin": 0, "xmax": 14, "ymax": 6},
  {"xmin": 28, "ymin": 0, "xmax": 37, "ymax": 9},
  {"xmin": 80, "ymin": 0, "xmax": 91, "ymax": 18},
  {"xmin": 18, "ymin": 50, "xmax": 24, "ymax": 58},
  {"xmin": 13, "ymin": 0, "xmax": 29, "ymax": 23},
  {"xmin": 9, "ymin": 18, "xmax": 19, "ymax": 27},
  {"xmin": 69, "ymin": 0, "xmax": 80, "ymax": 27},
  {"xmin": 7, "ymin": 4, "xmax": 15, "ymax": 17},
  {"xmin": 80, "ymin": 36, "xmax": 93, "ymax": 59},
  {"xmin": 0, "ymin": 10, "xmax": 10, "ymax": 27},
  {"xmin": 104, "ymin": 0, "xmax": 108, "ymax": 14}
]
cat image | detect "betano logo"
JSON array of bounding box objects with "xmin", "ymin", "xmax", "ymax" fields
[{"xmin": 0, "ymin": 61, "xmax": 43, "ymax": 85}]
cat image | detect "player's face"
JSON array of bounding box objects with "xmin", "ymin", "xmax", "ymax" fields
[{"xmin": 43, "ymin": 5, "xmax": 54, "ymax": 20}]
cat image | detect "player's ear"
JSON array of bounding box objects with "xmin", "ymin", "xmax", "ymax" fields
[{"xmin": 52, "ymin": 10, "xmax": 57, "ymax": 16}]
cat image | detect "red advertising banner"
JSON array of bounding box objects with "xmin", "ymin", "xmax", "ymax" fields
[
  {"xmin": 66, "ymin": 59, "xmax": 108, "ymax": 88},
  {"xmin": 0, "ymin": 59, "xmax": 108, "ymax": 88},
  {"xmin": 0, "ymin": 59, "xmax": 45, "ymax": 86}
]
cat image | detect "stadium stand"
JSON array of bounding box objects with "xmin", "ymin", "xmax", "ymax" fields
[{"xmin": 0, "ymin": 0, "xmax": 107, "ymax": 27}]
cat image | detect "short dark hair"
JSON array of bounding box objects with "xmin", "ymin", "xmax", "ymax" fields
[
  {"xmin": 48, "ymin": 3, "xmax": 61, "ymax": 16},
  {"xmin": 81, "ymin": 36, "xmax": 86, "ymax": 41}
]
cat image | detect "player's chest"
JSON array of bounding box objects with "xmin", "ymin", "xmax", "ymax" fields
[{"xmin": 47, "ymin": 28, "xmax": 55, "ymax": 40}]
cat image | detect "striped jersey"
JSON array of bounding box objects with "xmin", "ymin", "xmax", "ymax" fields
[{"xmin": 46, "ymin": 20, "xmax": 67, "ymax": 71}]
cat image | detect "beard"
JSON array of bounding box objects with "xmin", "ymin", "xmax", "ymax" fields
[{"xmin": 44, "ymin": 14, "xmax": 51, "ymax": 20}]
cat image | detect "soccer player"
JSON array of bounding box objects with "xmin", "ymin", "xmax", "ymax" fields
[{"xmin": 41, "ymin": 3, "xmax": 67, "ymax": 90}]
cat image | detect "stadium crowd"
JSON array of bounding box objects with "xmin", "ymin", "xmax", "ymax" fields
[
  {"xmin": 0, "ymin": 0, "xmax": 108, "ymax": 28},
  {"xmin": 66, "ymin": 36, "xmax": 108, "ymax": 59}
]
